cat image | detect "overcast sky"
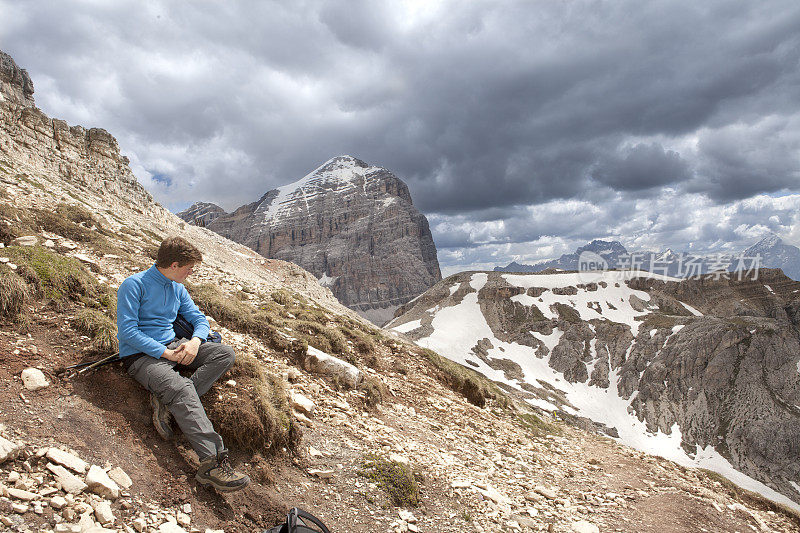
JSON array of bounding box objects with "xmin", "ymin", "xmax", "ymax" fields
[{"xmin": 3, "ymin": 0, "xmax": 799, "ymax": 275}]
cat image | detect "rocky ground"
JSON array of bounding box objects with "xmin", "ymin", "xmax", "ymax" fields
[{"xmin": 1, "ymin": 297, "xmax": 800, "ymax": 532}]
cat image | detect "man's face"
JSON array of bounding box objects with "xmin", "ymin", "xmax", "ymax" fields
[{"xmin": 169, "ymin": 261, "xmax": 196, "ymax": 283}]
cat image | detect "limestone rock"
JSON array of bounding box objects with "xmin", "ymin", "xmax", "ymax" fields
[
  {"xmin": 158, "ymin": 523, "xmax": 187, "ymax": 533},
  {"xmin": 47, "ymin": 448, "xmax": 88, "ymax": 474},
  {"xmin": 85, "ymin": 465, "xmax": 120, "ymax": 499},
  {"xmin": 534, "ymin": 486, "xmax": 558, "ymax": 499},
  {"xmin": 46, "ymin": 463, "xmax": 87, "ymax": 494},
  {"xmin": 10, "ymin": 235, "xmax": 37, "ymax": 246},
  {"xmin": 290, "ymin": 391, "xmax": 315, "ymax": 416},
  {"xmin": 21, "ymin": 367, "xmax": 49, "ymax": 390},
  {"xmin": 50, "ymin": 495, "xmax": 67, "ymax": 509},
  {"xmin": 474, "ymin": 484, "xmax": 511, "ymax": 505},
  {"xmin": 7, "ymin": 487, "xmax": 37, "ymax": 501},
  {"xmin": 571, "ymin": 520, "xmax": 600, "ymax": 533},
  {"xmin": 107, "ymin": 466, "xmax": 132, "ymax": 489},
  {"xmin": 303, "ymin": 346, "xmax": 363, "ymax": 389},
  {"xmin": 179, "ymin": 156, "xmax": 442, "ymax": 324},
  {"xmin": 91, "ymin": 499, "xmax": 114, "ymax": 525},
  {"xmin": 0, "ymin": 51, "xmax": 35, "ymax": 107},
  {"xmin": 0, "ymin": 435, "xmax": 23, "ymax": 463}
]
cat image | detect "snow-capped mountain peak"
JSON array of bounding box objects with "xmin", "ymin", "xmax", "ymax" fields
[{"xmin": 256, "ymin": 155, "xmax": 383, "ymax": 225}]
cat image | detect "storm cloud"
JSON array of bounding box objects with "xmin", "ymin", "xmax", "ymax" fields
[{"xmin": 1, "ymin": 0, "xmax": 799, "ymax": 273}]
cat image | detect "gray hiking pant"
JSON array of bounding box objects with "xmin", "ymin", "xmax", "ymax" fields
[{"xmin": 126, "ymin": 339, "xmax": 235, "ymax": 460}]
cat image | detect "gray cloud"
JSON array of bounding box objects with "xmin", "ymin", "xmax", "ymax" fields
[
  {"xmin": 591, "ymin": 143, "xmax": 691, "ymax": 191},
  {"xmin": 1, "ymin": 0, "xmax": 799, "ymax": 272}
]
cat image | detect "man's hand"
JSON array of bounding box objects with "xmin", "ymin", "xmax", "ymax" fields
[
  {"xmin": 173, "ymin": 337, "xmax": 201, "ymax": 365},
  {"xmin": 162, "ymin": 338, "xmax": 201, "ymax": 365}
]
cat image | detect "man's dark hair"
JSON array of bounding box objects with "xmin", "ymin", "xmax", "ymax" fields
[{"xmin": 156, "ymin": 236, "xmax": 203, "ymax": 268}]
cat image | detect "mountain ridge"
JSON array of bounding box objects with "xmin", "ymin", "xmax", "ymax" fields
[{"xmin": 495, "ymin": 235, "xmax": 800, "ymax": 280}]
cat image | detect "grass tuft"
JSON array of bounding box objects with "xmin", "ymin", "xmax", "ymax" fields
[
  {"xmin": 72, "ymin": 308, "xmax": 118, "ymax": 352},
  {"xmin": 204, "ymin": 353, "xmax": 300, "ymax": 454},
  {"xmin": 419, "ymin": 348, "xmax": 507, "ymax": 408},
  {"xmin": 2, "ymin": 246, "xmax": 106, "ymax": 307},
  {"xmin": 0, "ymin": 269, "xmax": 29, "ymax": 319},
  {"xmin": 358, "ymin": 376, "xmax": 388, "ymax": 408},
  {"xmin": 518, "ymin": 412, "xmax": 562, "ymax": 437}
]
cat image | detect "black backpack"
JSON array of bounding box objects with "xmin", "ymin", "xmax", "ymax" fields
[
  {"xmin": 264, "ymin": 508, "xmax": 331, "ymax": 533},
  {"xmin": 172, "ymin": 313, "xmax": 222, "ymax": 344}
]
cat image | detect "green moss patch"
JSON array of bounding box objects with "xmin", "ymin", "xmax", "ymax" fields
[
  {"xmin": 359, "ymin": 453, "xmax": 421, "ymax": 507},
  {"xmin": 2, "ymin": 246, "xmax": 108, "ymax": 307}
]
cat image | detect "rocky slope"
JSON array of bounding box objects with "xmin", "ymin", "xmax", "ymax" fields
[
  {"xmin": 2, "ymin": 49, "xmax": 800, "ymax": 533},
  {"xmin": 496, "ymin": 236, "xmax": 800, "ymax": 281},
  {"xmin": 178, "ymin": 156, "xmax": 442, "ymax": 326},
  {"xmin": 388, "ymin": 267, "xmax": 800, "ymax": 509}
]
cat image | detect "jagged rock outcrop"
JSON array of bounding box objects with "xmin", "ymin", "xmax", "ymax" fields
[
  {"xmin": 389, "ymin": 268, "xmax": 800, "ymax": 503},
  {"xmin": 0, "ymin": 51, "xmax": 35, "ymax": 108},
  {"xmin": 176, "ymin": 201, "xmax": 226, "ymax": 227},
  {"xmin": 0, "ymin": 51, "xmax": 157, "ymax": 211},
  {"xmin": 180, "ymin": 156, "xmax": 442, "ymax": 324}
]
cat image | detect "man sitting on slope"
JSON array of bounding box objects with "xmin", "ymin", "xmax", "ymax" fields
[{"xmin": 116, "ymin": 236, "xmax": 250, "ymax": 492}]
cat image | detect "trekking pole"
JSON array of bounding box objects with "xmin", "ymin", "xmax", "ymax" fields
[
  {"xmin": 76, "ymin": 352, "xmax": 120, "ymax": 375},
  {"xmin": 55, "ymin": 353, "xmax": 120, "ymax": 378}
]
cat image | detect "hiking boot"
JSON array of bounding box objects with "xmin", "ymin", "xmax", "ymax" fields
[
  {"xmin": 195, "ymin": 451, "xmax": 251, "ymax": 492},
  {"xmin": 150, "ymin": 393, "xmax": 174, "ymax": 440}
]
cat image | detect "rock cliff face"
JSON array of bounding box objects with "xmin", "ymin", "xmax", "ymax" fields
[
  {"xmin": 388, "ymin": 268, "xmax": 800, "ymax": 504},
  {"xmin": 0, "ymin": 53, "xmax": 156, "ymax": 212},
  {"xmin": 0, "ymin": 51, "xmax": 35, "ymax": 108},
  {"xmin": 176, "ymin": 201, "xmax": 226, "ymax": 228},
  {"xmin": 179, "ymin": 156, "xmax": 442, "ymax": 324}
]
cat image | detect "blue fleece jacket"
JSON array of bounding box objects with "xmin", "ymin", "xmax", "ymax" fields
[{"xmin": 116, "ymin": 264, "xmax": 210, "ymax": 358}]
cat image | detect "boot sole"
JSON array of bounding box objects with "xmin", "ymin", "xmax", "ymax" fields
[{"xmin": 195, "ymin": 476, "xmax": 251, "ymax": 493}]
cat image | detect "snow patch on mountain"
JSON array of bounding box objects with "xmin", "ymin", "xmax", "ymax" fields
[{"xmin": 390, "ymin": 270, "xmax": 800, "ymax": 510}]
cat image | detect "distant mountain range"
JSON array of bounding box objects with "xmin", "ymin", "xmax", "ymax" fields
[{"xmin": 495, "ymin": 235, "xmax": 800, "ymax": 281}]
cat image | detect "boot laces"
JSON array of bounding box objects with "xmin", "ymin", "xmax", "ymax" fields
[{"xmin": 216, "ymin": 454, "xmax": 236, "ymax": 476}]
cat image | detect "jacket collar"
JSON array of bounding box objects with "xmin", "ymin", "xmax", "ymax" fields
[{"xmin": 144, "ymin": 263, "xmax": 173, "ymax": 286}]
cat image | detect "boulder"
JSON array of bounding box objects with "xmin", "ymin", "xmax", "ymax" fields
[
  {"xmin": 9, "ymin": 235, "xmax": 37, "ymax": 247},
  {"xmin": 21, "ymin": 368, "xmax": 49, "ymax": 391},
  {"xmin": 85, "ymin": 465, "xmax": 120, "ymax": 500},
  {"xmin": 303, "ymin": 347, "xmax": 363, "ymax": 388},
  {"xmin": 289, "ymin": 391, "xmax": 315, "ymax": 416},
  {"xmin": 91, "ymin": 499, "xmax": 114, "ymax": 525},
  {"xmin": 107, "ymin": 466, "xmax": 132, "ymax": 489},
  {"xmin": 46, "ymin": 463, "xmax": 87, "ymax": 494},
  {"xmin": 0, "ymin": 435, "xmax": 23, "ymax": 463}
]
